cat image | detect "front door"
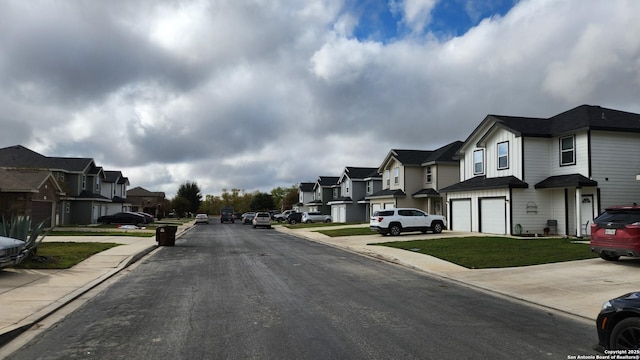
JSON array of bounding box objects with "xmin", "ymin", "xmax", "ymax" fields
[{"xmin": 581, "ymin": 195, "xmax": 594, "ymax": 236}]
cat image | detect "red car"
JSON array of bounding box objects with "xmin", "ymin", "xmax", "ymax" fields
[{"xmin": 590, "ymin": 204, "xmax": 640, "ymax": 261}]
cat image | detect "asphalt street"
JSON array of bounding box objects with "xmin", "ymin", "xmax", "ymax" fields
[{"xmin": 6, "ymin": 223, "xmax": 598, "ymax": 359}]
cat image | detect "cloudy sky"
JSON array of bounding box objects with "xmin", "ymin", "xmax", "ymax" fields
[{"xmin": 1, "ymin": 0, "xmax": 639, "ymax": 198}]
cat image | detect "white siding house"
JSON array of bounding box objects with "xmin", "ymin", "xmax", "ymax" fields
[{"xmin": 442, "ymin": 105, "xmax": 640, "ymax": 237}]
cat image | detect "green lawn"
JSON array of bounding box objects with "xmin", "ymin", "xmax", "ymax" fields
[
  {"xmin": 373, "ymin": 236, "xmax": 598, "ymax": 269},
  {"xmin": 48, "ymin": 230, "xmax": 155, "ymax": 237},
  {"xmin": 15, "ymin": 242, "xmax": 121, "ymax": 269},
  {"xmin": 317, "ymin": 227, "xmax": 373, "ymax": 237}
]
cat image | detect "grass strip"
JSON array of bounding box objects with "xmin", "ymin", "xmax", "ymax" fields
[
  {"xmin": 372, "ymin": 236, "xmax": 598, "ymax": 269},
  {"xmin": 15, "ymin": 242, "xmax": 121, "ymax": 269},
  {"xmin": 48, "ymin": 231, "xmax": 155, "ymax": 237}
]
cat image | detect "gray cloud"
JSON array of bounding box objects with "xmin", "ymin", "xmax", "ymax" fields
[{"xmin": 1, "ymin": 0, "xmax": 639, "ymax": 198}]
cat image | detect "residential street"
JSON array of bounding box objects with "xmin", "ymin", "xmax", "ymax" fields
[{"xmin": 6, "ymin": 223, "xmax": 598, "ymax": 359}]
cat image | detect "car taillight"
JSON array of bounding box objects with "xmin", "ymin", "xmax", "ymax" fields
[{"xmin": 377, "ymin": 217, "xmax": 383, "ymax": 222}]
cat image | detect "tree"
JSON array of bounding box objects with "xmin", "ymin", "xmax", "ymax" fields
[
  {"xmin": 250, "ymin": 192, "xmax": 275, "ymax": 211},
  {"xmin": 171, "ymin": 196, "xmax": 191, "ymax": 218},
  {"xmin": 282, "ymin": 185, "xmax": 299, "ymax": 210},
  {"xmin": 177, "ymin": 181, "xmax": 202, "ymax": 215}
]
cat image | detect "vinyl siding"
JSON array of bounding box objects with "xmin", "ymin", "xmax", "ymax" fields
[
  {"xmin": 550, "ymin": 132, "xmax": 589, "ymax": 176},
  {"xmin": 522, "ymin": 138, "xmax": 550, "ymax": 184},
  {"xmin": 590, "ymin": 131, "xmax": 640, "ymax": 208},
  {"xmin": 435, "ymin": 163, "xmax": 460, "ymax": 190}
]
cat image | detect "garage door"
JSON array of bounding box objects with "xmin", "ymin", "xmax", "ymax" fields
[
  {"xmin": 480, "ymin": 198, "xmax": 506, "ymax": 234},
  {"xmin": 331, "ymin": 205, "xmax": 346, "ymax": 223},
  {"xmin": 31, "ymin": 201, "xmax": 53, "ymax": 227},
  {"xmin": 371, "ymin": 203, "xmax": 381, "ymax": 217},
  {"xmin": 451, "ymin": 199, "xmax": 471, "ymax": 232}
]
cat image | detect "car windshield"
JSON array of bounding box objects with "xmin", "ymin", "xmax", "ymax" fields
[{"xmin": 594, "ymin": 209, "xmax": 640, "ymax": 224}]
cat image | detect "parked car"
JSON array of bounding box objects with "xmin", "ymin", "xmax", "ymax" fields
[
  {"xmin": 595, "ymin": 291, "xmax": 640, "ymax": 351},
  {"xmin": 136, "ymin": 212, "xmax": 154, "ymax": 223},
  {"xmin": 302, "ymin": 212, "xmax": 332, "ymax": 223},
  {"xmin": 273, "ymin": 210, "xmax": 295, "ymax": 222},
  {"xmin": 97, "ymin": 212, "xmax": 146, "ymax": 225},
  {"xmin": 242, "ymin": 212, "xmax": 256, "ymax": 224},
  {"xmin": 252, "ymin": 212, "xmax": 272, "ymax": 229},
  {"xmin": 220, "ymin": 206, "xmax": 234, "ymax": 223},
  {"xmin": 287, "ymin": 212, "xmax": 303, "ymax": 224},
  {"xmin": 195, "ymin": 213, "xmax": 209, "ymax": 224},
  {"xmin": 0, "ymin": 236, "xmax": 28, "ymax": 269},
  {"xmin": 370, "ymin": 208, "xmax": 446, "ymax": 236},
  {"xmin": 590, "ymin": 204, "xmax": 640, "ymax": 261}
]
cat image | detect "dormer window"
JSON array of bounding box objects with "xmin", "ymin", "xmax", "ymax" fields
[
  {"xmin": 473, "ymin": 149, "xmax": 485, "ymax": 175},
  {"xmin": 425, "ymin": 166, "xmax": 432, "ymax": 184},
  {"xmin": 393, "ymin": 167, "xmax": 399, "ymax": 184}
]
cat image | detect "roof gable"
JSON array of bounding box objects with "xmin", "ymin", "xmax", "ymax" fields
[{"xmin": 339, "ymin": 167, "xmax": 379, "ymax": 183}]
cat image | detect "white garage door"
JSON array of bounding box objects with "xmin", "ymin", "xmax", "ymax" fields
[
  {"xmin": 480, "ymin": 198, "xmax": 506, "ymax": 235},
  {"xmin": 332, "ymin": 205, "xmax": 346, "ymax": 223},
  {"xmin": 372, "ymin": 203, "xmax": 381, "ymax": 216},
  {"xmin": 384, "ymin": 202, "xmax": 395, "ymax": 209},
  {"xmin": 451, "ymin": 199, "xmax": 471, "ymax": 232}
]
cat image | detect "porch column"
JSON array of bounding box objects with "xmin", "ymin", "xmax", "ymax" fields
[{"xmin": 575, "ymin": 187, "xmax": 582, "ymax": 237}]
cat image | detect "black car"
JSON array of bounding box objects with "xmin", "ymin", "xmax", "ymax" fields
[
  {"xmin": 136, "ymin": 212, "xmax": 154, "ymax": 224},
  {"xmin": 287, "ymin": 212, "xmax": 303, "ymax": 224},
  {"xmin": 595, "ymin": 292, "xmax": 640, "ymax": 351},
  {"xmin": 97, "ymin": 212, "xmax": 146, "ymax": 225}
]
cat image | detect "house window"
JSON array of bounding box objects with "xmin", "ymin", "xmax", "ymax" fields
[
  {"xmin": 366, "ymin": 181, "xmax": 372, "ymax": 194},
  {"xmin": 393, "ymin": 167, "xmax": 399, "ymax": 184},
  {"xmin": 333, "ymin": 187, "xmax": 339, "ymax": 198},
  {"xmin": 95, "ymin": 178, "xmax": 100, "ymax": 192},
  {"xmin": 82, "ymin": 175, "xmax": 86, "ymax": 189},
  {"xmin": 473, "ymin": 149, "xmax": 485, "ymax": 175},
  {"xmin": 425, "ymin": 166, "xmax": 432, "ymax": 183},
  {"xmin": 560, "ymin": 135, "xmax": 575, "ymax": 166},
  {"xmin": 497, "ymin": 142, "xmax": 509, "ymax": 170},
  {"xmin": 385, "ymin": 170, "xmax": 390, "ymax": 186},
  {"xmin": 345, "ymin": 180, "xmax": 350, "ymax": 195}
]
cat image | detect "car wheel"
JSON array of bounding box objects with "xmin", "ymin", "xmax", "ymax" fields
[
  {"xmin": 252, "ymin": 225, "xmax": 256, "ymax": 228},
  {"xmin": 432, "ymin": 222, "xmax": 443, "ymax": 234},
  {"xmin": 390, "ymin": 224, "xmax": 401, "ymax": 236},
  {"xmin": 600, "ymin": 252, "xmax": 620, "ymax": 261},
  {"xmin": 305, "ymin": 220, "xmax": 312, "ymax": 224},
  {"xmin": 610, "ymin": 317, "xmax": 640, "ymax": 349},
  {"xmin": 290, "ymin": 219, "xmax": 297, "ymax": 224},
  {"xmin": 324, "ymin": 219, "xmax": 331, "ymax": 223}
]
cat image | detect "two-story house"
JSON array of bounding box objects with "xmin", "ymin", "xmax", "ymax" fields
[
  {"xmin": 127, "ymin": 186, "xmax": 167, "ymax": 218},
  {"xmin": 441, "ymin": 105, "xmax": 640, "ymax": 237},
  {"xmin": 296, "ymin": 182, "xmax": 315, "ymax": 212},
  {"xmin": 327, "ymin": 167, "xmax": 380, "ymax": 223},
  {"xmin": 366, "ymin": 141, "xmax": 462, "ymax": 217},
  {"xmin": 307, "ymin": 176, "xmax": 339, "ymax": 214},
  {"xmin": 0, "ymin": 145, "xmax": 130, "ymax": 225},
  {"xmin": 101, "ymin": 170, "xmax": 131, "ymax": 215}
]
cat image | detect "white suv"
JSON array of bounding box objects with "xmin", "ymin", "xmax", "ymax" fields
[{"xmin": 370, "ymin": 208, "xmax": 446, "ymax": 236}]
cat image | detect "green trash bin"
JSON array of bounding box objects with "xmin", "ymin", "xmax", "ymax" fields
[{"xmin": 156, "ymin": 225, "xmax": 178, "ymax": 246}]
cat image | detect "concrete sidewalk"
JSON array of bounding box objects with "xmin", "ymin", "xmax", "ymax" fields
[{"xmin": 2, "ymin": 223, "xmax": 640, "ymax": 349}]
